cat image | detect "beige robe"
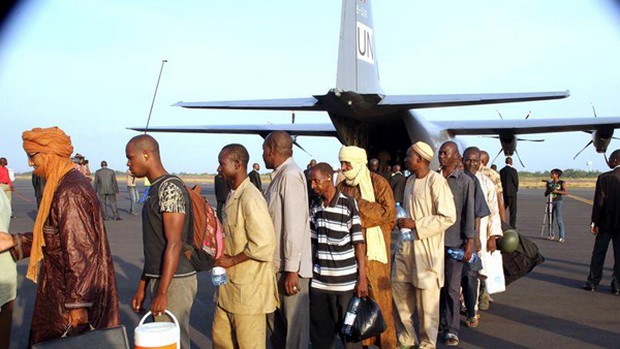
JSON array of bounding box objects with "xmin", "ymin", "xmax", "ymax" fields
[{"xmin": 392, "ymin": 171, "xmax": 456, "ymax": 289}]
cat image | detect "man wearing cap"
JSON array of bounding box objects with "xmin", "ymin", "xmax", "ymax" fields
[
  {"xmin": 0, "ymin": 127, "xmax": 119, "ymax": 346},
  {"xmin": 338, "ymin": 146, "xmax": 396, "ymax": 348},
  {"xmin": 392, "ymin": 141, "xmax": 456, "ymax": 349}
]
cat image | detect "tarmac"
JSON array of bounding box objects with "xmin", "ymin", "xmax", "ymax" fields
[{"xmin": 5, "ymin": 179, "xmax": 620, "ymax": 349}]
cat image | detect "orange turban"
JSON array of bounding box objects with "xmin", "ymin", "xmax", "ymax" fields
[{"xmin": 22, "ymin": 127, "xmax": 76, "ymax": 282}]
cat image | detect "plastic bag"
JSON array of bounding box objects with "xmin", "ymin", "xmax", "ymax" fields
[
  {"xmin": 483, "ymin": 251, "xmax": 506, "ymax": 294},
  {"xmin": 346, "ymin": 296, "xmax": 387, "ymax": 342}
]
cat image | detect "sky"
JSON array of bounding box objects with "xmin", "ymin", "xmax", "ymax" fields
[{"xmin": 1, "ymin": 0, "xmax": 620, "ymax": 174}]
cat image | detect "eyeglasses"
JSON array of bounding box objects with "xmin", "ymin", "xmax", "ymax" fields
[{"xmin": 27, "ymin": 152, "xmax": 40, "ymax": 161}]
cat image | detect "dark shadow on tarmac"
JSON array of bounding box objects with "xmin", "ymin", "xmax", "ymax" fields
[{"xmin": 491, "ymin": 302, "xmax": 620, "ymax": 348}]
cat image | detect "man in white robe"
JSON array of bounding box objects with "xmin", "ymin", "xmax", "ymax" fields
[{"xmin": 392, "ymin": 142, "xmax": 456, "ymax": 349}]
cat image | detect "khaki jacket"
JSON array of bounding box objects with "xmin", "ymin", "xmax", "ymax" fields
[{"xmin": 218, "ymin": 177, "xmax": 278, "ymax": 314}]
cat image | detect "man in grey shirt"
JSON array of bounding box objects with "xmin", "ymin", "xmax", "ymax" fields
[
  {"xmin": 93, "ymin": 161, "xmax": 121, "ymax": 220},
  {"xmin": 262, "ymin": 131, "xmax": 313, "ymax": 349},
  {"xmin": 438, "ymin": 141, "xmax": 475, "ymax": 346}
]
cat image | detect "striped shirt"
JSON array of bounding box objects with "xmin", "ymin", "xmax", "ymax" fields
[{"xmin": 310, "ymin": 190, "xmax": 364, "ymax": 293}]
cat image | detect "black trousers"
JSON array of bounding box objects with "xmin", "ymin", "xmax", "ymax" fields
[
  {"xmin": 587, "ymin": 228, "xmax": 620, "ymax": 289},
  {"xmin": 504, "ymin": 195, "xmax": 518, "ymax": 228},
  {"xmin": 309, "ymin": 289, "xmax": 362, "ymax": 349}
]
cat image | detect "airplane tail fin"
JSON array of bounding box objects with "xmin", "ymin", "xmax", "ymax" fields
[{"xmin": 336, "ymin": 0, "xmax": 384, "ymax": 95}]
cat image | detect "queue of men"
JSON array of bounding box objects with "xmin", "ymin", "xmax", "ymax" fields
[{"xmin": 1, "ymin": 126, "xmax": 619, "ymax": 349}]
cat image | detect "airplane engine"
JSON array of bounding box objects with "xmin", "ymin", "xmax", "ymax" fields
[
  {"xmin": 592, "ymin": 128, "xmax": 614, "ymax": 153},
  {"xmin": 499, "ymin": 133, "xmax": 517, "ymax": 156}
]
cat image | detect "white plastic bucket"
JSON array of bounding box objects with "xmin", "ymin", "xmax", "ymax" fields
[{"xmin": 134, "ymin": 310, "xmax": 180, "ymax": 349}]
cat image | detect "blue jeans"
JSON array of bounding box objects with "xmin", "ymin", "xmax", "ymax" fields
[
  {"xmin": 128, "ymin": 185, "xmax": 139, "ymax": 214},
  {"xmin": 552, "ymin": 200, "xmax": 565, "ymax": 239}
]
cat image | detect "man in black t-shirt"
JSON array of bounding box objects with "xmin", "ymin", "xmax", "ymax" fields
[{"xmin": 125, "ymin": 134, "xmax": 196, "ymax": 349}]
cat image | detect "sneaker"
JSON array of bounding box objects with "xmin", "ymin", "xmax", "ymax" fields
[
  {"xmin": 558, "ymin": 238, "xmax": 565, "ymax": 243},
  {"xmin": 444, "ymin": 333, "xmax": 459, "ymax": 346},
  {"xmin": 547, "ymin": 235, "xmax": 555, "ymax": 240}
]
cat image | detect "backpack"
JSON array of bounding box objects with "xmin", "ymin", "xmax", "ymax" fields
[{"xmin": 160, "ymin": 176, "xmax": 224, "ymax": 272}]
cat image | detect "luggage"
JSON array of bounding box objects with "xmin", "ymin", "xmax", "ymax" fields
[
  {"xmin": 501, "ymin": 223, "xmax": 545, "ymax": 286},
  {"xmin": 32, "ymin": 325, "xmax": 129, "ymax": 349}
]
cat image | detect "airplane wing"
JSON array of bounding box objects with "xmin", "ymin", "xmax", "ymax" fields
[
  {"xmin": 129, "ymin": 123, "xmax": 337, "ymax": 137},
  {"xmin": 174, "ymin": 98, "xmax": 322, "ymax": 110},
  {"xmin": 379, "ymin": 91, "xmax": 569, "ymax": 109},
  {"xmin": 174, "ymin": 91, "xmax": 569, "ymax": 111},
  {"xmin": 433, "ymin": 117, "xmax": 620, "ymax": 135}
]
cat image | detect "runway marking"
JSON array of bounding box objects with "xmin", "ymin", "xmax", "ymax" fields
[
  {"xmin": 567, "ymin": 194, "xmax": 593, "ymax": 206},
  {"xmin": 14, "ymin": 191, "xmax": 34, "ymax": 203}
]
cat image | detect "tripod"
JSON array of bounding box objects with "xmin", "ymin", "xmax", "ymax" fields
[{"xmin": 540, "ymin": 194, "xmax": 553, "ymax": 238}]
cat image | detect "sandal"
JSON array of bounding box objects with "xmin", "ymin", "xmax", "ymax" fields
[{"xmin": 466, "ymin": 316, "xmax": 479, "ymax": 328}]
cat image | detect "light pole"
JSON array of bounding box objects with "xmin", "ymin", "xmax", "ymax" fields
[{"xmin": 144, "ymin": 59, "xmax": 168, "ymax": 133}]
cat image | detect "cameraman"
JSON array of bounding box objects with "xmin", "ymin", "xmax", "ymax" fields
[
  {"xmin": 544, "ymin": 168, "xmax": 568, "ymax": 242},
  {"xmin": 73, "ymin": 153, "xmax": 91, "ymax": 178}
]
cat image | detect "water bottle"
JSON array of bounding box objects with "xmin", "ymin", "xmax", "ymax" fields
[
  {"xmin": 447, "ymin": 248, "xmax": 479, "ymax": 264},
  {"xmin": 396, "ymin": 203, "xmax": 413, "ymax": 242},
  {"xmin": 342, "ymin": 296, "xmax": 362, "ymax": 337},
  {"xmin": 212, "ymin": 266, "xmax": 227, "ymax": 286}
]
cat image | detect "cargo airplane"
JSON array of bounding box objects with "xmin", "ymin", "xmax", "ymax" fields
[{"xmin": 131, "ymin": 0, "xmax": 620, "ymax": 167}]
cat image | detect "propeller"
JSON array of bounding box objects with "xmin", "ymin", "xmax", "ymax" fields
[
  {"xmin": 488, "ymin": 110, "xmax": 538, "ymax": 166},
  {"xmin": 573, "ymin": 141, "xmax": 593, "ymax": 160},
  {"xmin": 490, "ymin": 148, "xmax": 503, "ymax": 165},
  {"xmin": 573, "ymin": 104, "xmax": 619, "ymax": 159},
  {"xmin": 513, "ymin": 149, "xmax": 526, "ymax": 167},
  {"xmin": 291, "ymin": 135, "xmax": 311, "ymax": 156}
]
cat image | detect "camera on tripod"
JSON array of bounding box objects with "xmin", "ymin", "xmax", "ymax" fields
[{"xmin": 542, "ymin": 179, "xmax": 555, "ymax": 196}]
